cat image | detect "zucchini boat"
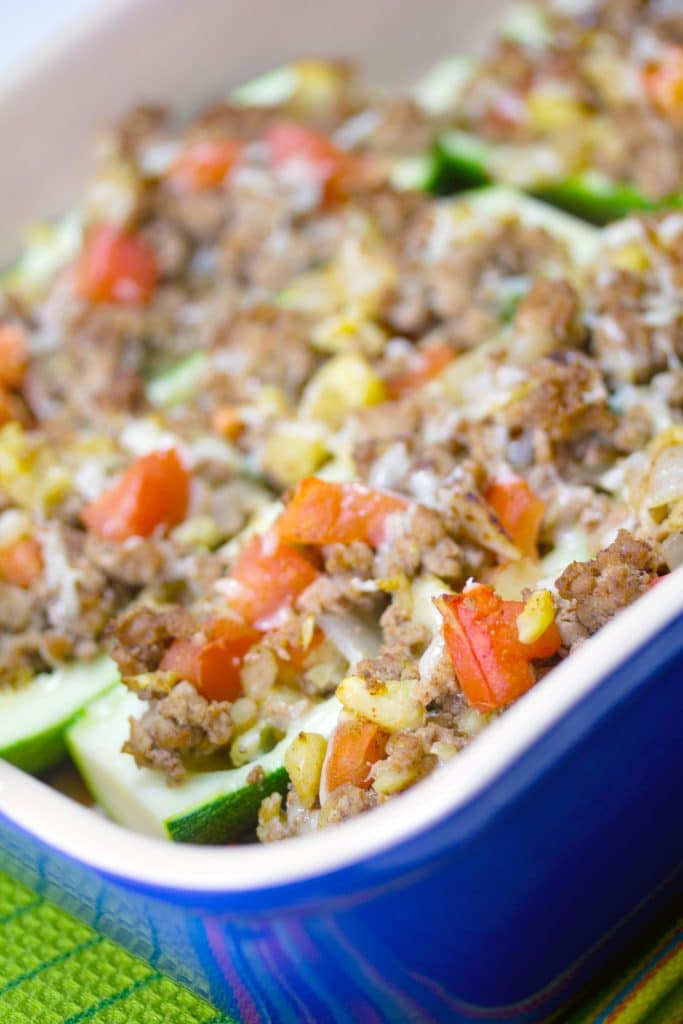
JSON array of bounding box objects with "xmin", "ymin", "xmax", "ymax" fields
[
  {"xmin": 0, "ymin": 656, "xmax": 120, "ymax": 774},
  {"xmin": 453, "ymin": 185, "xmax": 600, "ymax": 267},
  {"xmin": 67, "ymin": 686, "xmax": 341, "ymax": 843},
  {"xmin": 433, "ymin": 131, "xmax": 683, "ymax": 224}
]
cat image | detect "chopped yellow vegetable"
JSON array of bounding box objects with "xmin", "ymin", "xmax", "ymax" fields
[
  {"xmin": 311, "ymin": 311, "xmax": 387, "ymax": 356},
  {"xmin": 517, "ymin": 589, "xmax": 556, "ymax": 645},
  {"xmin": 336, "ymin": 675, "xmax": 425, "ymax": 732},
  {"xmin": 528, "ymin": 90, "xmax": 585, "ymax": 131},
  {"xmin": 610, "ymin": 243, "xmax": 649, "ymax": 274},
  {"xmin": 284, "ymin": 731, "xmax": 328, "ymax": 809},
  {"xmin": 260, "ymin": 421, "xmax": 329, "ymax": 486},
  {"xmin": 300, "ymin": 352, "xmax": 386, "ymax": 428}
]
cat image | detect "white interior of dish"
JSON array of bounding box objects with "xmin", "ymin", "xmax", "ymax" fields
[{"xmin": 0, "ymin": 0, "xmax": 681, "ymax": 891}]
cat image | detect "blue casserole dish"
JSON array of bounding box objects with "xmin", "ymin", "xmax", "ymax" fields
[
  {"xmin": 0, "ymin": 1, "xmax": 681, "ymax": 1020},
  {"xmin": 0, "ymin": 572, "xmax": 681, "ymax": 1023}
]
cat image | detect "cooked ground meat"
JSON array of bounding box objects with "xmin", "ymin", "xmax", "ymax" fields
[
  {"xmin": 555, "ymin": 530, "xmax": 659, "ymax": 638},
  {"xmin": 506, "ymin": 351, "xmax": 614, "ymax": 445},
  {"xmin": 317, "ymin": 783, "xmax": 377, "ymax": 829},
  {"xmin": 369, "ymin": 730, "xmax": 438, "ymax": 789},
  {"xmin": 375, "ymin": 505, "xmax": 464, "ymax": 584},
  {"xmin": 124, "ymin": 680, "xmax": 234, "ymax": 783},
  {"xmin": 356, "ymin": 645, "xmax": 419, "ymax": 684},
  {"xmin": 458, "ymin": 1, "xmax": 683, "ymax": 200},
  {"xmin": 108, "ymin": 604, "xmax": 198, "ymax": 678},
  {"xmin": 4, "ymin": 37, "xmax": 681, "ymax": 845},
  {"xmin": 413, "ymin": 640, "xmax": 458, "ymax": 707},
  {"xmin": 256, "ymin": 789, "xmax": 321, "ymax": 842},
  {"xmin": 210, "ymin": 306, "xmax": 318, "ymax": 403},
  {"xmin": 380, "ymin": 597, "xmax": 430, "ymax": 654},
  {"xmin": 514, "ymin": 278, "xmax": 584, "ymax": 357}
]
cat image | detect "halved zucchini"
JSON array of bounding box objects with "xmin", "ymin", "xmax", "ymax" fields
[
  {"xmin": 435, "ymin": 130, "xmax": 683, "ymax": 224},
  {"xmin": 146, "ymin": 352, "xmax": 210, "ymax": 410},
  {"xmin": 67, "ymin": 687, "xmax": 341, "ymax": 843},
  {"xmin": 0, "ymin": 656, "xmax": 120, "ymax": 774},
  {"xmin": 448, "ymin": 184, "xmax": 601, "ymax": 266}
]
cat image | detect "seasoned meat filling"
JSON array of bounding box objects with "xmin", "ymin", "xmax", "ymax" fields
[{"xmin": 2, "ymin": 22, "xmax": 681, "ymax": 842}]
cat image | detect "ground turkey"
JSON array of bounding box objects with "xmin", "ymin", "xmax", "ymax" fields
[
  {"xmin": 210, "ymin": 306, "xmax": 318, "ymax": 403},
  {"xmin": 124, "ymin": 680, "xmax": 234, "ymax": 783},
  {"xmin": 506, "ymin": 351, "xmax": 614, "ymax": 445},
  {"xmin": 107, "ymin": 603, "xmax": 198, "ymax": 678},
  {"xmin": 555, "ymin": 529, "xmax": 659, "ymax": 642}
]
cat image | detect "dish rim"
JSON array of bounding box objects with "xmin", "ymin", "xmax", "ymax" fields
[{"xmin": 0, "ymin": 569, "xmax": 680, "ymax": 892}]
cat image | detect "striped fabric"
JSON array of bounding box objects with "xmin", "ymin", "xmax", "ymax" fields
[
  {"xmin": 566, "ymin": 917, "xmax": 683, "ymax": 1024},
  {"xmin": 0, "ymin": 870, "xmax": 680, "ymax": 1023}
]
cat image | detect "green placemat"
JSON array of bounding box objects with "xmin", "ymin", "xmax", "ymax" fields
[
  {"xmin": 0, "ymin": 872, "xmax": 233, "ymax": 1024},
  {"xmin": 0, "ymin": 869, "xmax": 680, "ymax": 1023}
]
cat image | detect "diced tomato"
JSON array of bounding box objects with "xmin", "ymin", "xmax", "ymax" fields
[
  {"xmin": 485, "ymin": 477, "xmax": 545, "ymax": 559},
  {"xmin": 162, "ymin": 620, "xmax": 258, "ymax": 702},
  {"xmin": 211, "ymin": 404, "xmax": 243, "ymax": 440},
  {"xmin": 81, "ymin": 448, "xmax": 190, "ymax": 542},
  {"xmin": 277, "ymin": 477, "xmax": 407, "ymax": 549},
  {"xmin": 0, "ymin": 537, "xmax": 43, "ymax": 588},
  {"xmin": 386, "ymin": 343, "xmax": 455, "ymax": 398},
  {"xmin": 266, "ymin": 122, "xmax": 366, "ymax": 198},
  {"xmin": 0, "ymin": 387, "xmax": 25, "ymax": 426},
  {"xmin": 219, "ymin": 533, "xmax": 320, "ymax": 628},
  {"xmin": 167, "ymin": 138, "xmax": 243, "ymax": 192},
  {"xmin": 0, "ymin": 324, "xmax": 28, "ymax": 389},
  {"xmin": 436, "ymin": 584, "xmax": 561, "ymax": 711},
  {"xmin": 275, "ymin": 625, "xmax": 326, "ymax": 678},
  {"xmin": 643, "ymin": 46, "xmax": 683, "ymax": 125},
  {"xmin": 75, "ymin": 225, "xmax": 158, "ymax": 306},
  {"xmin": 323, "ymin": 719, "xmax": 388, "ymax": 793}
]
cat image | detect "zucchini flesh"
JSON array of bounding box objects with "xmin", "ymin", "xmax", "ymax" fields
[
  {"xmin": 451, "ymin": 185, "xmax": 601, "ymax": 266},
  {"xmin": 435, "ymin": 130, "xmax": 683, "ymax": 223},
  {"xmin": 390, "ymin": 153, "xmax": 441, "ymax": 193},
  {"xmin": 0, "ymin": 656, "xmax": 120, "ymax": 774},
  {"xmin": 67, "ymin": 686, "xmax": 341, "ymax": 844},
  {"xmin": 146, "ymin": 351, "xmax": 209, "ymax": 409}
]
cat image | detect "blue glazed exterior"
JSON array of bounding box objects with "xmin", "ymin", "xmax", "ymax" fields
[{"xmin": 0, "ymin": 609, "xmax": 682, "ymax": 1023}]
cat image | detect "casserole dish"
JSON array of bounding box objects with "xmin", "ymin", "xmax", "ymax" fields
[{"xmin": 0, "ymin": 1, "xmax": 682, "ymax": 1021}]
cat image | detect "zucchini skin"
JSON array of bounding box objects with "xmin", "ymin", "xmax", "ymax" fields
[
  {"xmin": 1, "ymin": 722, "xmax": 69, "ymax": 775},
  {"xmin": 433, "ymin": 137, "xmax": 490, "ymax": 194},
  {"xmin": 166, "ymin": 766, "xmax": 289, "ymax": 844},
  {"xmin": 532, "ymin": 179, "xmax": 683, "ymax": 226},
  {"xmin": 0, "ymin": 657, "xmax": 120, "ymax": 775},
  {"xmin": 433, "ymin": 132, "xmax": 683, "ymax": 222}
]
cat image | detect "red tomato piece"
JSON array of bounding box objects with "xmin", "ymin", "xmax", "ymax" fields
[
  {"xmin": 219, "ymin": 533, "xmax": 320, "ymax": 628},
  {"xmin": 643, "ymin": 46, "xmax": 683, "ymax": 125},
  {"xmin": 266, "ymin": 121, "xmax": 368, "ymax": 199},
  {"xmin": 75, "ymin": 225, "xmax": 158, "ymax": 306},
  {"xmin": 161, "ymin": 622, "xmax": 257, "ymax": 703},
  {"xmin": 436, "ymin": 584, "xmax": 561, "ymax": 711},
  {"xmin": 386, "ymin": 343, "xmax": 455, "ymax": 398},
  {"xmin": 0, "ymin": 324, "xmax": 28, "ymax": 389},
  {"xmin": 485, "ymin": 477, "xmax": 545, "ymax": 559},
  {"xmin": 277, "ymin": 477, "xmax": 407, "ymax": 549},
  {"xmin": 81, "ymin": 449, "xmax": 190, "ymax": 542},
  {"xmin": 323, "ymin": 719, "xmax": 388, "ymax": 793},
  {"xmin": 0, "ymin": 537, "xmax": 43, "ymax": 588},
  {"xmin": 167, "ymin": 138, "xmax": 242, "ymax": 191}
]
